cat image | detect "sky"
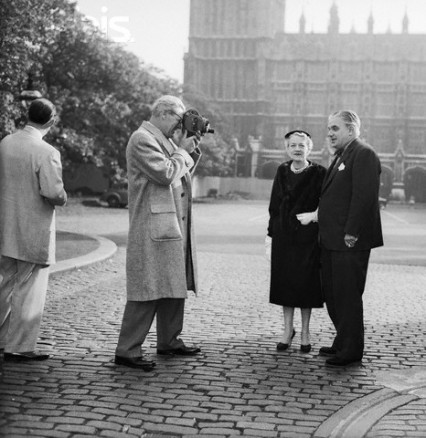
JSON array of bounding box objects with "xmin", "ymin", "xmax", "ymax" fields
[{"xmin": 75, "ymin": 0, "xmax": 426, "ymax": 83}]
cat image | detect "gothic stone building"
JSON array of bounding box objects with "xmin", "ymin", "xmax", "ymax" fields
[{"xmin": 184, "ymin": 0, "xmax": 426, "ymax": 201}]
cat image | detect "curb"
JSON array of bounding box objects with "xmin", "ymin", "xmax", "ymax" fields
[
  {"xmin": 313, "ymin": 388, "xmax": 418, "ymax": 438},
  {"xmin": 50, "ymin": 233, "xmax": 117, "ymax": 276}
]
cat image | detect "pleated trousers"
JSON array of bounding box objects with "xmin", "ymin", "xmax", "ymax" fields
[
  {"xmin": 321, "ymin": 249, "xmax": 371, "ymax": 361},
  {"xmin": 115, "ymin": 298, "xmax": 185, "ymax": 358},
  {"xmin": 0, "ymin": 256, "xmax": 50, "ymax": 353}
]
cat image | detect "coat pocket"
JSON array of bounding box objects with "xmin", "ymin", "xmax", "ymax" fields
[{"xmin": 150, "ymin": 203, "xmax": 182, "ymax": 241}]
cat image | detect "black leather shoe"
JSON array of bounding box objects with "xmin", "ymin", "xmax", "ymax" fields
[
  {"xmin": 326, "ymin": 357, "xmax": 362, "ymax": 367},
  {"xmin": 276, "ymin": 329, "xmax": 296, "ymax": 351},
  {"xmin": 157, "ymin": 346, "xmax": 201, "ymax": 356},
  {"xmin": 114, "ymin": 355, "xmax": 156, "ymax": 371},
  {"xmin": 300, "ymin": 344, "xmax": 312, "ymax": 353},
  {"xmin": 319, "ymin": 346, "xmax": 337, "ymax": 357},
  {"xmin": 4, "ymin": 352, "xmax": 50, "ymax": 361}
]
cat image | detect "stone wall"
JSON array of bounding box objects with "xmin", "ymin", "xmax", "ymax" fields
[{"xmin": 193, "ymin": 176, "xmax": 273, "ymax": 200}]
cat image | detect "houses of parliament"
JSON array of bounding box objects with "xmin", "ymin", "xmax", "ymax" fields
[{"xmin": 184, "ymin": 0, "xmax": 426, "ymax": 201}]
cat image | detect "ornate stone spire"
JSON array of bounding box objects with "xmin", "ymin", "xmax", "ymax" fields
[
  {"xmin": 299, "ymin": 9, "xmax": 306, "ymax": 34},
  {"xmin": 367, "ymin": 8, "xmax": 374, "ymax": 34},
  {"xmin": 328, "ymin": 1, "xmax": 340, "ymax": 34},
  {"xmin": 402, "ymin": 5, "xmax": 409, "ymax": 34}
]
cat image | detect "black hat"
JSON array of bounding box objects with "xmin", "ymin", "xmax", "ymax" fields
[{"xmin": 284, "ymin": 130, "xmax": 311, "ymax": 139}]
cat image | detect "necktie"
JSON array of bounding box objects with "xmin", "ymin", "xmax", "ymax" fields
[{"xmin": 329, "ymin": 148, "xmax": 344, "ymax": 171}]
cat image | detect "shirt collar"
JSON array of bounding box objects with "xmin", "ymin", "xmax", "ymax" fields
[
  {"xmin": 23, "ymin": 125, "xmax": 43, "ymax": 140},
  {"xmin": 335, "ymin": 138, "xmax": 355, "ymax": 156}
]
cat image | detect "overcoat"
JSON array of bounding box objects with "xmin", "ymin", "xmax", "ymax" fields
[
  {"xmin": 318, "ymin": 138, "xmax": 383, "ymax": 251},
  {"xmin": 126, "ymin": 121, "xmax": 200, "ymax": 301},
  {"xmin": 268, "ymin": 161, "xmax": 326, "ymax": 308},
  {"xmin": 0, "ymin": 126, "xmax": 67, "ymax": 265}
]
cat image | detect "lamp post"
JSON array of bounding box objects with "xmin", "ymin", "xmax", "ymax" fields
[
  {"xmin": 19, "ymin": 72, "xmax": 42, "ymax": 105},
  {"xmin": 15, "ymin": 72, "xmax": 42, "ymax": 129}
]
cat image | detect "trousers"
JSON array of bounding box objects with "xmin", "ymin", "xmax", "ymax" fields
[
  {"xmin": 115, "ymin": 298, "xmax": 185, "ymax": 358},
  {"xmin": 321, "ymin": 248, "xmax": 370, "ymax": 361},
  {"xmin": 0, "ymin": 256, "xmax": 50, "ymax": 353}
]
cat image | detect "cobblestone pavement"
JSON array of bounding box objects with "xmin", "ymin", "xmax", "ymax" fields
[{"xmin": 1, "ymin": 244, "xmax": 426, "ymax": 437}]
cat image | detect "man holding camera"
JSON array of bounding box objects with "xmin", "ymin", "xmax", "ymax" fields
[{"xmin": 115, "ymin": 95, "xmax": 201, "ymax": 370}]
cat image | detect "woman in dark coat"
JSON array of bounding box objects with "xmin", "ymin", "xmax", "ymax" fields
[{"xmin": 266, "ymin": 130, "xmax": 326, "ymax": 353}]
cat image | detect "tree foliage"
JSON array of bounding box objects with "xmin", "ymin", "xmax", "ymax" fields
[{"xmin": 0, "ymin": 0, "xmax": 234, "ymax": 184}]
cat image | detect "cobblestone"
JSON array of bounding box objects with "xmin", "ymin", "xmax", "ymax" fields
[{"xmin": 1, "ymin": 222, "xmax": 426, "ymax": 438}]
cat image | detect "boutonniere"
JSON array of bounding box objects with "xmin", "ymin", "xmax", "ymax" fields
[{"xmin": 338, "ymin": 162, "xmax": 345, "ymax": 171}]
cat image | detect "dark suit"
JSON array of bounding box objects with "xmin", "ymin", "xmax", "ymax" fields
[{"xmin": 318, "ymin": 138, "xmax": 383, "ymax": 361}]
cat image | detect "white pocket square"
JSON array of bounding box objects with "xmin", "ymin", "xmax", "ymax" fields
[{"xmin": 338, "ymin": 163, "xmax": 345, "ymax": 171}]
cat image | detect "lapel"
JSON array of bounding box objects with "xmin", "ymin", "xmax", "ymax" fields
[
  {"xmin": 142, "ymin": 121, "xmax": 175, "ymax": 157},
  {"xmin": 321, "ymin": 140, "xmax": 357, "ymax": 193}
]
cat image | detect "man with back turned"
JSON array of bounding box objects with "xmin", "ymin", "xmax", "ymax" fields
[
  {"xmin": 0, "ymin": 98, "xmax": 67, "ymax": 361},
  {"xmin": 318, "ymin": 110, "xmax": 383, "ymax": 367}
]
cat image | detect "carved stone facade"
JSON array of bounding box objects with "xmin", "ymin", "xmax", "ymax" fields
[{"xmin": 184, "ymin": 0, "xmax": 426, "ymax": 201}]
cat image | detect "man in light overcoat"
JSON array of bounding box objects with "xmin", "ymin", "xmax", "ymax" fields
[
  {"xmin": 115, "ymin": 95, "xmax": 201, "ymax": 370},
  {"xmin": 0, "ymin": 98, "xmax": 67, "ymax": 361},
  {"xmin": 318, "ymin": 110, "xmax": 383, "ymax": 367}
]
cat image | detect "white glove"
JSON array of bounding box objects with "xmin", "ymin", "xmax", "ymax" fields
[
  {"xmin": 265, "ymin": 236, "xmax": 272, "ymax": 261},
  {"xmin": 296, "ymin": 209, "xmax": 318, "ymax": 225}
]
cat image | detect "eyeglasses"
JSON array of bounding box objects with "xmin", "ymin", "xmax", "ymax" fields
[{"xmin": 169, "ymin": 111, "xmax": 183, "ymax": 124}]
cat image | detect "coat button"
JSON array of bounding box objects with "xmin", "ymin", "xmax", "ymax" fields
[
  {"xmin": 181, "ymin": 192, "xmax": 185, "ymax": 197},
  {"xmin": 182, "ymin": 216, "xmax": 186, "ymax": 221}
]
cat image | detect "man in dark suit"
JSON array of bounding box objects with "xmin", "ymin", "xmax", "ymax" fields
[{"xmin": 318, "ymin": 110, "xmax": 383, "ymax": 367}]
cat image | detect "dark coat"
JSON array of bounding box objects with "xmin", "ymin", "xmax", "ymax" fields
[
  {"xmin": 268, "ymin": 161, "xmax": 326, "ymax": 308},
  {"xmin": 318, "ymin": 138, "xmax": 384, "ymax": 251}
]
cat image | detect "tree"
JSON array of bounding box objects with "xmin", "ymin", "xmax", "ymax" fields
[
  {"xmin": 0, "ymin": 0, "xmax": 235, "ymax": 184},
  {"xmin": 0, "ymin": 0, "xmax": 181, "ymax": 184}
]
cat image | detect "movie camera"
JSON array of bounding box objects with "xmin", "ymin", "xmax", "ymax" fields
[{"xmin": 182, "ymin": 109, "xmax": 214, "ymax": 138}]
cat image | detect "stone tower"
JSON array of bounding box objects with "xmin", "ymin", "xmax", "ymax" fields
[{"xmin": 184, "ymin": 0, "xmax": 286, "ymax": 143}]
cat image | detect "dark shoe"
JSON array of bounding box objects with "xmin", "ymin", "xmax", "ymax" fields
[
  {"xmin": 326, "ymin": 357, "xmax": 362, "ymax": 367},
  {"xmin": 157, "ymin": 346, "xmax": 201, "ymax": 356},
  {"xmin": 276, "ymin": 329, "xmax": 296, "ymax": 351},
  {"xmin": 114, "ymin": 355, "xmax": 156, "ymax": 371},
  {"xmin": 4, "ymin": 352, "xmax": 50, "ymax": 362},
  {"xmin": 300, "ymin": 344, "xmax": 312, "ymax": 353},
  {"xmin": 319, "ymin": 346, "xmax": 337, "ymax": 357}
]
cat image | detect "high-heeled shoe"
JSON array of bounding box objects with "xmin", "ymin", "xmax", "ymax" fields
[
  {"xmin": 300, "ymin": 344, "xmax": 312, "ymax": 353},
  {"xmin": 276, "ymin": 329, "xmax": 296, "ymax": 351}
]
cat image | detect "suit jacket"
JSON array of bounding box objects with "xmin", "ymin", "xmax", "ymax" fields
[
  {"xmin": 0, "ymin": 126, "xmax": 67, "ymax": 265},
  {"xmin": 318, "ymin": 138, "xmax": 383, "ymax": 251},
  {"xmin": 126, "ymin": 121, "xmax": 200, "ymax": 302}
]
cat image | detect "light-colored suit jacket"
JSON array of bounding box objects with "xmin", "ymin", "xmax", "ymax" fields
[
  {"xmin": 126, "ymin": 121, "xmax": 200, "ymax": 301},
  {"xmin": 0, "ymin": 126, "xmax": 67, "ymax": 265}
]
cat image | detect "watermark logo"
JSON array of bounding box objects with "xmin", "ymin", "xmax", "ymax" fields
[{"xmin": 84, "ymin": 6, "xmax": 134, "ymax": 43}]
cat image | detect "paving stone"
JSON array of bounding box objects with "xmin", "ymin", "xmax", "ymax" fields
[
  {"xmin": 197, "ymin": 428, "xmax": 242, "ymax": 436},
  {"xmin": 1, "ymin": 224, "xmax": 426, "ymax": 438},
  {"xmin": 140, "ymin": 422, "xmax": 198, "ymax": 435},
  {"xmin": 56, "ymin": 424, "xmax": 97, "ymax": 434}
]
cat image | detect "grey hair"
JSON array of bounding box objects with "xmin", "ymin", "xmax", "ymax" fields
[
  {"xmin": 284, "ymin": 131, "xmax": 313, "ymax": 151},
  {"xmin": 330, "ymin": 110, "xmax": 361, "ymax": 137},
  {"xmin": 151, "ymin": 95, "xmax": 185, "ymax": 117}
]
